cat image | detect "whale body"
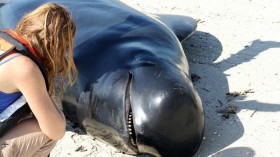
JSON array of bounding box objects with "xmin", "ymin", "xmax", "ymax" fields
[{"xmin": 0, "ymin": 0, "xmax": 204, "ymax": 156}]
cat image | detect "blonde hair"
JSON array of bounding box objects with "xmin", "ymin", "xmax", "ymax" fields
[{"xmin": 15, "ymin": 3, "xmax": 77, "ymax": 96}]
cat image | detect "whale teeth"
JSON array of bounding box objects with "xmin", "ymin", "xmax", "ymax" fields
[{"xmin": 127, "ymin": 110, "xmax": 136, "ymax": 146}]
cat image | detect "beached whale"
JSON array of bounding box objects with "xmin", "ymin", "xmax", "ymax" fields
[{"xmin": 0, "ymin": 0, "xmax": 204, "ymax": 156}]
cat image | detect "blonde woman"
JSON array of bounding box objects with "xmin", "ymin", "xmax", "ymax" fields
[{"xmin": 0, "ymin": 3, "xmax": 77, "ymax": 157}]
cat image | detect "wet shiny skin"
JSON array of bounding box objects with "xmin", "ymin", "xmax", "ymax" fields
[{"xmin": 0, "ymin": 0, "xmax": 204, "ymax": 156}]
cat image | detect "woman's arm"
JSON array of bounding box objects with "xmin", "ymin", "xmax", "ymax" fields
[{"xmin": 12, "ymin": 56, "xmax": 66, "ymax": 140}]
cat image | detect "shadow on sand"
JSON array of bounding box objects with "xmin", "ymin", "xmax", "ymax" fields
[{"xmin": 183, "ymin": 31, "xmax": 280, "ymax": 156}]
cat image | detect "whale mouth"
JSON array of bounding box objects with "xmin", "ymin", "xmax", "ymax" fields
[{"xmin": 125, "ymin": 72, "xmax": 138, "ymax": 150}]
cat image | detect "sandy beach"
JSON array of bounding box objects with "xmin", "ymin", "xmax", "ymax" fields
[{"xmin": 50, "ymin": 0, "xmax": 280, "ymax": 156}]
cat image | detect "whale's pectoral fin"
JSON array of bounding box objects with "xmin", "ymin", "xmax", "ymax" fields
[{"xmin": 149, "ymin": 13, "xmax": 197, "ymax": 42}]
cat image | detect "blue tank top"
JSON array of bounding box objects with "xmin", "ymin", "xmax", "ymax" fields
[
  {"xmin": 0, "ymin": 91, "xmax": 22, "ymax": 113},
  {"xmin": 0, "ymin": 53, "xmax": 23, "ymax": 113}
]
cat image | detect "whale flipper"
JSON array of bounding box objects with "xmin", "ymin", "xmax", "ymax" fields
[{"xmin": 149, "ymin": 13, "xmax": 197, "ymax": 42}]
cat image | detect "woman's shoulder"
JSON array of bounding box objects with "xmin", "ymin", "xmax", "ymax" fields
[
  {"xmin": 0, "ymin": 53, "xmax": 43, "ymax": 93},
  {"xmin": 5, "ymin": 53, "xmax": 41, "ymax": 77}
]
